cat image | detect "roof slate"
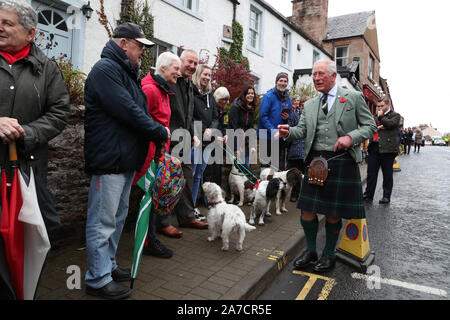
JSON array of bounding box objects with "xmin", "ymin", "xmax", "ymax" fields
[{"xmin": 326, "ymin": 11, "xmax": 375, "ymax": 40}]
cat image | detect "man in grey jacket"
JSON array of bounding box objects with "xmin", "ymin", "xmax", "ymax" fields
[{"xmin": 363, "ymin": 98, "xmax": 401, "ymax": 204}]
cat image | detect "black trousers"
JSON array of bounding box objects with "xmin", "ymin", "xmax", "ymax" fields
[{"xmin": 364, "ymin": 143, "xmax": 396, "ymax": 200}]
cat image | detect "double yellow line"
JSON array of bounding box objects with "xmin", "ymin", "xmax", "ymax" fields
[{"xmin": 292, "ymin": 271, "xmax": 336, "ymax": 300}]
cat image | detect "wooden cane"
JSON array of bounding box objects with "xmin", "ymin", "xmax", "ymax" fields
[{"xmin": 9, "ymin": 141, "xmax": 18, "ymax": 162}]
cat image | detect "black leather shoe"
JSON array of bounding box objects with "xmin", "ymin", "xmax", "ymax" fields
[
  {"xmin": 363, "ymin": 195, "xmax": 373, "ymax": 202},
  {"xmin": 144, "ymin": 239, "xmax": 173, "ymax": 258},
  {"xmin": 111, "ymin": 267, "xmax": 131, "ymax": 282},
  {"xmin": 379, "ymin": 197, "xmax": 390, "ymax": 204},
  {"xmin": 293, "ymin": 251, "xmax": 318, "ymax": 270},
  {"xmin": 313, "ymin": 255, "xmax": 336, "ymax": 273},
  {"xmin": 86, "ymin": 281, "xmax": 132, "ymax": 300}
]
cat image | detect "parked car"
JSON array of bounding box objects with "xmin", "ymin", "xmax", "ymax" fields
[{"xmin": 433, "ymin": 138, "xmax": 446, "ymax": 146}]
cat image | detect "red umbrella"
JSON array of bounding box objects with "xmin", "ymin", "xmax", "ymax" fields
[
  {"xmin": 0, "ymin": 143, "xmax": 25, "ymax": 300},
  {"xmin": 0, "ymin": 168, "xmax": 16, "ymax": 300}
]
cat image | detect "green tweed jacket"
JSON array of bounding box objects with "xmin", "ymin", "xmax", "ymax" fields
[{"xmin": 286, "ymin": 87, "xmax": 377, "ymax": 163}]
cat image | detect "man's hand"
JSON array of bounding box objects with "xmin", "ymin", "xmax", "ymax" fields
[
  {"xmin": 203, "ymin": 128, "xmax": 212, "ymax": 140},
  {"xmin": 275, "ymin": 124, "xmax": 290, "ymax": 139},
  {"xmin": 165, "ymin": 127, "xmax": 171, "ymax": 141},
  {"xmin": 193, "ymin": 135, "xmax": 201, "ymax": 148},
  {"xmin": 281, "ymin": 111, "xmax": 289, "ymax": 120},
  {"xmin": 334, "ymin": 135, "xmax": 352, "ymax": 152},
  {"xmin": 0, "ymin": 117, "xmax": 26, "ymax": 144}
]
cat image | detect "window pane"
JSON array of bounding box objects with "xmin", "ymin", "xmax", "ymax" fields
[
  {"xmin": 281, "ymin": 48, "xmax": 287, "ymax": 64},
  {"xmin": 183, "ymin": 0, "xmax": 192, "ymax": 9},
  {"xmin": 38, "ymin": 12, "xmax": 49, "ymax": 25}
]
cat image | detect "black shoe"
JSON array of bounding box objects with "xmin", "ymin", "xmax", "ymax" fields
[
  {"xmin": 111, "ymin": 267, "xmax": 131, "ymax": 282},
  {"xmin": 293, "ymin": 250, "xmax": 318, "ymax": 270},
  {"xmin": 313, "ymin": 254, "xmax": 336, "ymax": 273},
  {"xmin": 363, "ymin": 194, "xmax": 373, "ymax": 202},
  {"xmin": 144, "ymin": 239, "xmax": 173, "ymax": 258},
  {"xmin": 290, "ymin": 194, "xmax": 298, "ymax": 202},
  {"xmin": 86, "ymin": 280, "xmax": 132, "ymax": 300},
  {"xmin": 379, "ymin": 197, "xmax": 390, "ymax": 204}
]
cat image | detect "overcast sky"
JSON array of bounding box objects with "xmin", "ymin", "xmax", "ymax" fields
[{"xmin": 264, "ymin": 0, "xmax": 450, "ymax": 134}]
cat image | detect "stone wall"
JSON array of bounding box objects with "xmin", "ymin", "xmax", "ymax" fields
[{"xmin": 47, "ymin": 105, "xmax": 89, "ymax": 249}]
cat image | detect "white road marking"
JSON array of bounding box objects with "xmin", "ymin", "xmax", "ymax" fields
[{"xmin": 351, "ymin": 272, "xmax": 447, "ymax": 297}]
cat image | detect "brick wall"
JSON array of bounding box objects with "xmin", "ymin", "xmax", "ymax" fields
[{"xmin": 291, "ymin": 0, "xmax": 329, "ymax": 45}]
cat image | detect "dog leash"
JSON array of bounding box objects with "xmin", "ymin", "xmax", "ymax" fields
[{"xmin": 221, "ymin": 145, "xmax": 259, "ymax": 185}]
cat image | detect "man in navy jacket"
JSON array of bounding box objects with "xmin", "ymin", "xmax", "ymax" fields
[{"xmin": 83, "ymin": 23, "xmax": 169, "ymax": 300}]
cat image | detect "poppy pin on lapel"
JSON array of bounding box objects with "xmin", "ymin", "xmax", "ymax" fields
[{"xmin": 340, "ymin": 97, "xmax": 347, "ymax": 103}]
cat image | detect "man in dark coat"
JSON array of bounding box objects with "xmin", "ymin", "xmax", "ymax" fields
[
  {"xmin": 363, "ymin": 98, "xmax": 401, "ymax": 204},
  {"xmin": 83, "ymin": 23, "xmax": 169, "ymax": 300}
]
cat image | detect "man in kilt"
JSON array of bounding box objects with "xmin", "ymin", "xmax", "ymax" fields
[{"xmin": 277, "ymin": 60, "xmax": 377, "ymax": 272}]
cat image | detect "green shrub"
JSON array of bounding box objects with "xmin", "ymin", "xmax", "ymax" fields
[{"xmin": 56, "ymin": 57, "xmax": 87, "ymax": 106}]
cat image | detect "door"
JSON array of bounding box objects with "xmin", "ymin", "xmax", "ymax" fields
[{"xmin": 32, "ymin": 2, "xmax": 73, "ymax": 60}]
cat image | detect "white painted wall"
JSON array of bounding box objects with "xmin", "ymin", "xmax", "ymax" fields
[
  {"xmin": 82, "ymin": 0, "xmax": 122, "ymax": 73},
  {"xmin": 80, "ymin": 0, "xmax": 334, "ymax": 95}
]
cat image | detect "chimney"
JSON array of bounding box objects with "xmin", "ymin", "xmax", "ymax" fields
[{"xmin": 290, "ymin": 0, "xmax": 329, "ymax": 44}]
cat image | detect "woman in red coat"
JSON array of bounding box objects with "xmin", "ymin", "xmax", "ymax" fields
[{"xmin": 132, "ymin": 51, "xmax": 181, "ymax": 258}]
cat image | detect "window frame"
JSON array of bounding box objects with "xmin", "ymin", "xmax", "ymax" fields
[
  {"xmin": 280, "ymin": 28, "xmax": 291, "ymax": 69},
  {"xmin": 368, "ymin": 54, "xmax": 375, "ymax": 80},
  {"xmin": 247, "ymin": 2, "xmax": 264, "ymax": 56},
  {"xmin": 313, "ymin": 49, "xmax": 320, "ymax": 66},
  {"xmin": 335, "ymin": 45, "xmax": 349, "ymax": 67},
  {"xmin": 162, "ymin": 0, "xmax": 202, "ymax": 21}
]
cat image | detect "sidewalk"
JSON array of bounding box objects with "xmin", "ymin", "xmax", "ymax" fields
[{"xmin": 36, "ymin": 163, "xmax": 367, "ymax": 300}]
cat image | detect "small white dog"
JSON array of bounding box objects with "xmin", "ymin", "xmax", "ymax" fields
[
  {"xmin": 248, "ymin": 178, "xmax": 286, "ymax": 226},
  {"xmin": 260, "ymin": 168, "xmax": 302, "ymax": 215},
  {"xmin": 202, "ymin": 182, "xmax": 256, "ymax": 251},
  {"xmin": 228, "ymin": 164, "xmax": 255, "ymax": 206}
]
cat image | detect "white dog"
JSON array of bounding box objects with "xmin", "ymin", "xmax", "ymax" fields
[
  {"xmin": 248, "ymin": 178, "xmax": 286, "ymax": 226},
  {"xmin": 260, "ymin": 168, "xmax": 302, "ymax": 215},
  {"xmin": 228, "ymin": 163, "xmax": 255, "ymax": 206},
  {"xmin": 202, "ymin": 182, "xmax": 256, "ymax": 251}
]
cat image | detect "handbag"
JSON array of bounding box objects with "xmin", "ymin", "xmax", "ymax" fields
[{"xmin": 152, "ymin": 151, "xmax": 185, "ymax": 216}]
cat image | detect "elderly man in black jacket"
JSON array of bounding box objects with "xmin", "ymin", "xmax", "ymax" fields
[
  {"xmin": 83, "ymin": 23, "xmax": 169, "ymax": 300},
  {"xmin": 363, "ymin": 98, "xmax": 401, "ymax": 204}
]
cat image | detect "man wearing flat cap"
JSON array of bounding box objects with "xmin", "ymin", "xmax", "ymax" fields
[
  {"xmin": 257, "ymin": 72, "xmax": 292, "ymax": 170},
  {"xmin": 83, "ymin": 22, "xmax": 170, "ymax": 300}
]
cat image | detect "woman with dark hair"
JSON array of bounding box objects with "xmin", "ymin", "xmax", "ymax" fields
[{"xmin": 228, "ymin": 85, "xmax": 257, "ymax": 168}]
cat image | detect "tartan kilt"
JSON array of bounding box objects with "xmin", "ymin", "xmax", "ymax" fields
[{"xmin": 297, "ymin": 151, "xmax": 365, "ymax": 219}]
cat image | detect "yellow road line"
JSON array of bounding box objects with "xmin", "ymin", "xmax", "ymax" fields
[
  {"xmin": 293, "ymin": 270, "xmax": 336, "ymax": 300},
  {"xmin": 296, "ymin": 277, "xmax": 317, "ymax": 300}
]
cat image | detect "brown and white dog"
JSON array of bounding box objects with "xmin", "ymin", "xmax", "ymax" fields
[{"xmin": 259, "ymin": 168, "xmax": 303, "ymax": 215}]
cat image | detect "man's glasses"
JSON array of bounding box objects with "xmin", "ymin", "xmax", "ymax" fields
[{"xmin": 127, "ymin": 39, "xmax": 145, "ymax": 50}]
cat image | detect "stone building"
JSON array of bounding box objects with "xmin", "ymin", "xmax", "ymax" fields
[{"xmin": 289, "ymin": 0, "xmax": 392, "ymax": 114}]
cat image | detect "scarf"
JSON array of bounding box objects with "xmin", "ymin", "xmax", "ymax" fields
[{"xmin": 0, "ymin": 43, "xmax": 31, "ymax": 64}]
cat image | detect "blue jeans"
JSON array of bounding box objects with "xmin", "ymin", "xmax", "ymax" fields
[
  {"xmin": 85, "ymin": 172, "xmax": 134, "ymax": 288},
  {"xmin": 191, "ymin": 146, "xmax": 213, "ymax": 206}
]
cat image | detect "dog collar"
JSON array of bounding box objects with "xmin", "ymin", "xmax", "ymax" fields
[
  {"xmin": 210, "ymin": 201, "xmax": 223, "ymax": 207},
  {"xmin": 253, "ymin": 180, "xmax": 261, "ymax": 190}
]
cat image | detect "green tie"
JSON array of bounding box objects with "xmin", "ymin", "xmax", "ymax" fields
[{"xmin": 321, "ymin": 94, "xmax": 328, "ymax": 115}]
